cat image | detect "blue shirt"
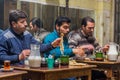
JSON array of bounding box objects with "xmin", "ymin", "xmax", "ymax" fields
[
  {"xmin": 0, "ymin": 28, "xmax": 53, "ymax": 65},
  {"xmin": 43, "ymin": 30, "xmax": 73, "ymax": 59}
]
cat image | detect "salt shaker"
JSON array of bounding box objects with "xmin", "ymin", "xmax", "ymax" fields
[{"xmin": 41, "ymin": 57, "xmax": 47, "ymax": 67}]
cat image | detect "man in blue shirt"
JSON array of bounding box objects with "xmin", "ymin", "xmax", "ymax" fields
[
  {"xmin": 43, "ymin": 16, "xmax": 85, "ymax": 59},
  {"xmin": 0, "ymin": 10, "xmax": 61, "ymax": 65},
  {"xmin": 43, "ymin": 16, "xmax": 85, "ymax": 80}
]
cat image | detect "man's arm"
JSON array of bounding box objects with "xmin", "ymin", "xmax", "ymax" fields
[
  {"xmin": 93, "ymin": 38, "xmax": 102, "ymax": 51},
  {"xmin": 0, "ymin": 37, "xmax": 19, "ymax": 64},
  {"xmin": 31, "ymin": 34, "xmax": 61, "ymax": 53},
  {"xmin": 68, "ymin": 32, "xmax": 79, "ymax": 48},
  {"xmin": 43, "ymin": 36, "xmax": 73, "ymax": 58}
]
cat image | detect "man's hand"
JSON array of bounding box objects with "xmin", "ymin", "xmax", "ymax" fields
[
  {"xmin": 73, "ymin": 47, "xmax": 85, "ymax": 56},
  {"xmin": 51, "ymin": 38, "xmax": 61, "ymax": 47},
  {"xmin": 78, "ymin": 44, "xmax": 94, "ymax": 51},
  {"xmin": 19, "ymin": 49, "xmax": 31, "ymax": 60},
  {"xmin": 102, "ymin": 44, "xmax": 109, "ymax": 53}
]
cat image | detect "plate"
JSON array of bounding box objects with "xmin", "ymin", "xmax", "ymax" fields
[
  {"xmin": 69, "ymin": 60, "xmax": 87, "ymax": 66},
  {"xmin": 0, "ymin": 68, "xmax": 14, "ymax": 72},
  {"xmin": 69, "ymin": 63, "xmax": 87, "ymax": 66}
]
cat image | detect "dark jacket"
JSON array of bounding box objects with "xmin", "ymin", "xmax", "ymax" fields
[{"xmin": 0, "ymin": 28, "xmax": 53, "ymax": 65}]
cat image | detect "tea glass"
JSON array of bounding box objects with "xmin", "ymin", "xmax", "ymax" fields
[{"xmin": 4, "ymin": 60, "xmax": 10, "ymax": 70}]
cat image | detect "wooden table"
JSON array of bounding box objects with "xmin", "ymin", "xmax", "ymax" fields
[
  {"xmin": 0, "ymin": 70, "xmax": 27, "ymax": 80},
  {"xmin": 76, "ymin": 60, "xmax": 120, "ymax": 80},
  {"xmin": 13, "ymin": 65, "xmax": 96, "ymax": 80}
]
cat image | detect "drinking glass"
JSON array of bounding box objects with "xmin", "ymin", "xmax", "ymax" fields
[
  {"xmin": 60, "ymin": 55, "xmax": 69, "ymax": 66},
  {"xmin": 4, "ymin": 60, "xmax": 10, "ymax": 70},
  {"xmin": 47, "ymin": 58, "xmax": 54, "ymax": 69}
]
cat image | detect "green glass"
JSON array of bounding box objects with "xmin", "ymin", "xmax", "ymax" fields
[
  {"xmin": 60, "ymin": 55, "xmax": 69, "ymax": 66},
  {"xmin": 95, "ymin": 52, "xmax": 103, "ymax": 58},
  {"xmin": 47, "ymin": 58, "xmax": 54, "ymax": 69},
  {"xmin": 95, "ymin": 52, "xmax": 104, "ymax": 61}
]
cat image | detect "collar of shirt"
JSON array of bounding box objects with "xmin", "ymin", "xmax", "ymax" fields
[
  {"xmin": 10, "ymin": 28, "xmax": 24, "ymax": 39},
  {"xmin": 79, "ymin": 29, "xmax": 88, "ymax": 38}
]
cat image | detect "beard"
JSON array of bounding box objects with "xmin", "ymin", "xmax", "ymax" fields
[
  {"xmin": 83, "ymin": 31, "xmax": 95, "ymax": 43},
  {"xmin": 86, "ymin": 31, "xmax": 93, "ymax": 36},
  {"xmin": 87, "ymin": 36, "xmax": 95, "ymax": 44},
  {"xmin": 82, "ymin": 28, "xmax": 93, "ymax": 36},
  {"xmin": 87, "ymin": 32, "xmax": 93, "ymax": 36}
]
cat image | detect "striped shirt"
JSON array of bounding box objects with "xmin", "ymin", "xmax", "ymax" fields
[{"xmin": 68, "ymin": 29, "xmax": 101, "ymax": 55}]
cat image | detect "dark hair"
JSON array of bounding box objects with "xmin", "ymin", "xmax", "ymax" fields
[
  {"xmin": 30, "ymin": 17, "xmax": 43, "ymax": 28},
  {"xmin": 81, "ymin": 16, "xmax": 95, "ymax": 27},
  {"xmin": 55, "ymin": 16, "xmax": 71, "ymax": 27},
  {"xmin": 9, "ymin": 10, "xmax": 28, "ymax": 26}
]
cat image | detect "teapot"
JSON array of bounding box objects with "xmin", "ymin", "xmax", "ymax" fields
[
  {"xmin": 107, "ymin": 42, "xmax": 119, "ymax": 61},
  {"xmin": 28, "ymin": 44, "xmax": 41, "ymax": 67}
]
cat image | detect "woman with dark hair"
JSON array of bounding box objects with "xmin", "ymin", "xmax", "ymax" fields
[{"xmin": 30, "ymin": 17, "xmax": 49, "ymax": 42}]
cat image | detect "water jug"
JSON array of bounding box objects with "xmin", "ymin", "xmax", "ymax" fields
[
  {"xmin": 107, "ymin": 42, "xmax": 119, "ymax": 61},
  {"xmin": 28, "ymin": 44, "xmax": 41, "ymax": 67}
]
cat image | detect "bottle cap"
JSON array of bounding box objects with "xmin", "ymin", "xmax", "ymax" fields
[{"xmin": 48, "ymin": 55, "xmax": 53, "ymax": 59}]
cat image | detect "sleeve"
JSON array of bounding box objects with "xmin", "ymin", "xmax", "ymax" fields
[
  {"xmin": 0, "ymin": 37, "xmax": 19, "ymax": 64},
  {"xmin": 40, "ymin": 43, "xmax": 54, "ymax": 53},
  {"xmin": 30, "ymin": 34, "xmax": 54, "ymax": 53},
  {"xmin": 93, "ymin": 38, "xmax": 102, "ymax": 51},
  {"xmin": 68, "ymin": 32, "xmax": 79, "ymax": 48}
]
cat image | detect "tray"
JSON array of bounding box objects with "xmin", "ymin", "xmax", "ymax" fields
[{"xmin": 0, "ymin": 68, "xmax": 14, "ymax": 72}]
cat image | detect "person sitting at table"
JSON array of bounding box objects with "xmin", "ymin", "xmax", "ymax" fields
[
  {"xmin": 0, "ymin": 10, "xmax": 61, "ymax": 65},
  {"xmin": 43, "ymin": 16, "xmax": 85, "ymax": 80},
  {"xmin": 29, "ymin": 17, "xmax": 49, "ymax": 42},
  {"xmin": 68, "ymin": 16, "xmax": 109, "ymax": 80},
  {"xmin": 43, "ymin": 16, "xmax": 85, "ymax": 59}
]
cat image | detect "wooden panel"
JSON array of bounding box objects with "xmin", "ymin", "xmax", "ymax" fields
[
  {"xmin": 42, "ymin": 5, "xmax": 58, "ymax": 31},
  {"xmin": 114, "ymin": 0, "xmax": 120, "ymax": 45},
  {"xmin": 0, "ymin": 0, "xmax": 4, "ymax": 29}
]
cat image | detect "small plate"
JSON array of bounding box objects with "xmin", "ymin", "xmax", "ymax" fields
[
  {"xmin": 69, "ymin": 60, "xmax": 87, "ymax": 66},
  {"xmin": 0, "ymin": 68, "xmax": 14, "ymax": 72}
]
